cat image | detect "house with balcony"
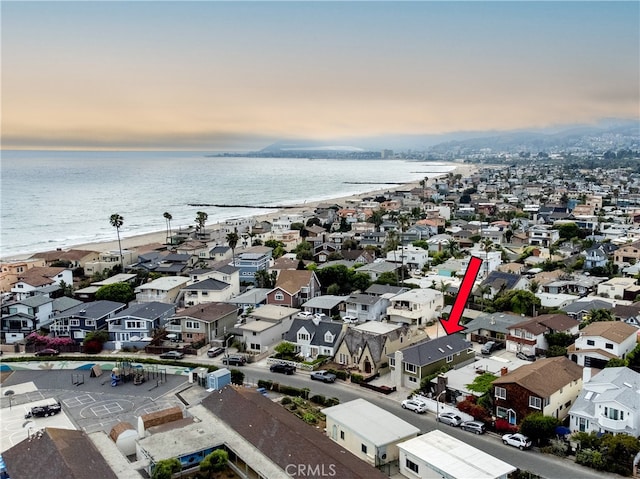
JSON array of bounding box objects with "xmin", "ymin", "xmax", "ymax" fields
[
  {"xmin": 181, "ymin": 278, "xmax": 235, "ymax": 307},
  {"xmin": 569, "ymin": 367, "xmax": 640, "ymax": 436},
  {"xmin": 0, "ymin": 258, "xmax": 45, "ymax": 293},
  {"xmin": 11, "ymin": 266, "xmax": 73, "ymax": 301},
  {"xmin": 106, "ymin": 301, "xmax": 175, "ymax": 343},
  {"xmin": 237, "ymin": 304, "xmax": 298, "ymax": 354},
  {"xmin": 49, "ymin": 300, "xmax": 126, "ymax": 341},
  {"xmin": 463, "ymin": 311, "xmax": 525, "ymax": 347},
  {"xmin": 29, "ymin": 248, "xmax": 100, "ymax": 270},
  {"xmin": 334, "ymin": 322, "xmax": 410, "ymax": 376},
  {"xmin": 283, "ymin": 316, "xmax": 345, "ymax": 359},
  {"xmin": 322, "ymin": 399, "xmax": 420, "ymax": 468},
  {"xmin": 134, "ymin": 276, "xmax": 190, "ymax": 304},
  {"xmin": 613, "ymin": 239, "xmax": 640, "ymax": 267},
  {"xmin": 233, "ymin": 246, "xmax": 272, "ymax": 284},
  {"xmin": 343, "ymin": 293, "xmax": 390, "ymax": 322},
  {"xmin": 1, "ymin": 312, "xmax": 37, "ymax": 344},
  {"xmin": 300, "ymin": 294, "xmax": 348, "ymax": 319},
  {"xmin": 266, "ymin": 270, "xmax": 321, "ymax": 308},
  {"xmin": 83, "ymin": 249, "xmax": 138, "ymax": 276},
  {"xmin": 506, "ymin": 313, "xmax": 580, "ymax": 356},
  {"xmin": 386, "ymin": 288, "xmax": 444, "ymax": 326},
  {"xmin": 164, "ymin": 302, "xmax": 239, "ymax": 344},
  {"xmin": 582, "ymin": 245, "xmax": 610, "ymax": 270},
  {"xmin": 154, "ymin": 253, "xmax": 195, "ymax": 275},
  {"xmin": 596, "ymin": 277, "xmax": 640, "ymax": 301},
  {"xmin": 2, "ymin": 294, "xmax": 54, "ymax": 332},
  {"xmin": 208, "ymin": 245, "xmax": 232, "ymax": 263},
  {"xmin": 492, "ymin": 357, "xmax": 583, "ymax": 425},
  {"xmin": 567, "ymin": 321, "xmax": 639, "ymax": 369},
  {"xmin": 385, "ymin": 245, "xmax": 430, "ymax": 272},
  {"xmin": 389, "ymin": 335, "xmax": 475, "ymax": 390},
  {"xmin": 528, "ymin": 225, "xmax": 560, "ymax": 248},
  {"xmin": 191, "ymin": 264, "xmax": 240, "ymax": 297}
]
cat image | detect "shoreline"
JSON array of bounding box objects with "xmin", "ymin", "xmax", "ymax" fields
[{"xmin": 2, "ymin": 163, "xmax": 477, "ymax": 262}]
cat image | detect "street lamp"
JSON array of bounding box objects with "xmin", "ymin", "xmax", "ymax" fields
[
  {"xmin": 436, "ymin": 390, "xmax": 446, "ymax": 427},
  {"xmin": 224, "ymin": 335, "xmax": 234, "ymax": 358}
]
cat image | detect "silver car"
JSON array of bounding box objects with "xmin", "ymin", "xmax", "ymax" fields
[
  {"xmin": 436, "ymin": 412, "xmax": 463, "ymax": 426},
  {"xmin": 461, "ymin": 420, "xmax": 486, "ymax": 434}
]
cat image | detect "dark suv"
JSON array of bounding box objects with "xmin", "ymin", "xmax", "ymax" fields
[
  {"xmin": 270, "ymin": 363, "xmax": 296, "ymax": 375},
  {"xmin": 222, "ymin": 354, "xmax": 247, "ymax": 366},
  {"xmin": 25, "ymin": 402, "xmax": 62, "ymax": 419}
]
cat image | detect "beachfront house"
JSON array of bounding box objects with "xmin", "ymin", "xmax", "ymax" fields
[
  {"xmin": 10, "ymin": 266, "xmax": 73, "ymax": 301},
  {"xmin": 84, "ymin": 249, "xmax": 138, "ymax": 276},
  {"xmin": 164, "ymin": 302, "xmax": 239, "ymax": 344},
  {"xmin": 106, "ymin": 301, "xmax": 176, "ymax": 343},
  {"xmin": 233, "ymin": 246, "xmax": 272, "ymax": 285},
  {"xmin": 49, "ymin": 300, "xmax": 126, "ymax": 341}
]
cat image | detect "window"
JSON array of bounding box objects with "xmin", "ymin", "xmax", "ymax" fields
[
  {"xmin": 275, "ymin": 292, "xmax": 284, "ymax": 301},
  {"xmin": 185, "ymin": 321, "xmax": 200, "ymax": 329},
  {"xmin": 405, "ymin": 458, "xmax": 419, "ymax": 474},
  {"xmin": 298, "ymin": 332, "xmax": 310, "ymax": 341},
  {"xmin": 586, "ymin": 339, "xmax": 595, "ymax": 346},
  {"xmin": 338, "ymin": 353, "xmax": 348, "ymax": 365},
  {"xmin": 340, "ymin": 430, "xmax": 344, "ymax": 440},
  {"xmin": 69, "ymin": 319, "xmax": 80, "ymax": 326},
  {"xmin": 496, "ymin": 406, "xmax": 509, "ymax": 419},
  {"xmin": 408, "ymin": 376, "xmax": 417, "ymax": 383},
  {"xmin": 605, "ymin": 343, "xmax": 614, "ymax": 350},
  {"xmin": 495, "ymin": 386, "xmax": 506, "ymax": 400},
  {"xmin": 604, "ymin": 407, "xmax": 623, "ymax": 420},
  {"xmin": 404, "ymin": 363, "xmax": 417, "ymax": 374},
  {"xmin": 529, "ymin": 396, "xmax": 542, "ymax": 409},
  {"xmin": 389, "ymin": 357, "xmax": 395, "ymax": 367},
  {"xmin": 85, "ymin": 320, "xmax": 95, "ymax": 327},
  {"xmin": 446, "ymin": 355, "xmax": 453, "ymax": 363},
  {"xmin": 250, "ymin": 343, "xmax": 260, "ymax": 351},
  {"xmin": 126, "ymin": 320, "xmax": 142, "ymax": 329},
  {"xmin": 361, "ymin": 444, "xmax": 367, "ymax": 454}
]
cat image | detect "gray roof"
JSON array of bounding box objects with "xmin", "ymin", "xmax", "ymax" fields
[
  {"xmin": 18, "ymin": 295, "xmax": 52, "ymax": 307},
  {"xmin": 357, "ymin": 261, "xmax": 398, "ymax": 274},
  {"xmin": 480, "ymin": 271, "xmax": 521, "ymax": 291},
  {"xmin": 301, "ymin": 295, "xmax": 349, "ymax": 309},
  {"xmin": 51, "ymin": 296, "xmax": 83, "ymax": 313},
  {"xmin": 341, "ymin": 324, "xmax": 409, "ymax": 364},
  {"xmin": 284, "ymin": 318, "xmax": 344, "ymax": 347},
  {"xmin": 54, "ymin": 300, "xmax": 125, "ymax": 320},
  {"xmin": 395, "ymin": 334, "xmax": 472, "ymax": 367},
  {"xmin": 210, "ymin": 245, "xmax": 230, "ymax": 253},
  {"xmin": 110, "ymin": 301, "xmax": 175, "ymax": 320},
  {"xmin": 182, "ymin": 278, "xmax": 231, "ymax": 291},
  {"xmin": 346, "ymin": 293, "xmax": 382, "ymax": 306},
  {"xmin": 365, "ymin": 284, "xmax": 408, "ymax": 296},
  {"xmin": 562, "ymin": 299, "xmax": 612, "ymax": 314},
  {"xmin": 459, "ymin": 312, "xmax": 524, "ymax": 335},
  {"xmin": 226, "ymin": 288, "xmax": 270, "ymax": 306}
]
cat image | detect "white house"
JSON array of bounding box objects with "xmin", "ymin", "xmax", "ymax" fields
[
  {"xmin": 181, "ymin": 278, "xmax": 235, "ymax": 306},
  {"xmin": 596, "ymin": 277, "xmax": 638, "ymax": 300},
  {"xmin": 385, "ymin": 245, "xmax": 430, "ymax": 272},
  {"xmin": 322, "ymin": 398, "xmax": 419, "ymax": 467},
  {"xmin": 283, "ymin": 317, "xmax": 345, "ymax": 359},
  {"xmin": 569, "ymin": 367, "xmax": 640, "ymax": 436},
  {"xmin": 238, "ymin": 304, "xmax": 298, "ymax": 354},
  {"xmin": 11, "ymin": 267, "xmax": 73, "ymax": 301},
  {"xmin": 386, "ymin": 288, "xmax": 444, "ymax": 326},
  {"xmin": 134, "ymin": 276, "xmax": 190, "ymax": 304},
  {"xmin": 567, "ymin": 321, "xmax": 639, "ymax": 368},
  {"xmin": 397, "ymin": 429, "xmax": 516, "ymax": 479}
]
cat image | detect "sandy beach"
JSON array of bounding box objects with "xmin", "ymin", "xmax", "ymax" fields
[{"xmin": 6, "ymin": 163, "xmax": 477, "ymax": 260}]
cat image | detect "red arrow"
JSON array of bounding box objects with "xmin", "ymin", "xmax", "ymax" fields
[{"xmin": 439, "ymin": 256, "xmax": 483, "ymax": 335}]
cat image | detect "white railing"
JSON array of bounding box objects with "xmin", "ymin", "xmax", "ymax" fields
[
  {"xmin": 412, "ymin": 393, "xmax": 474, "ymax": 421},
  {"xmin": 266, "ymin": 357, "xmax": 315, "ymax": 371}
]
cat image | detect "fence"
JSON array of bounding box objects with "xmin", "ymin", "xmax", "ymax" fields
[
  {"xmin": 412, "ymin": 393, "xmax": 474, "ymax": 421},
  {"xmin": 266, "ymin": 357, "xmax": 315, "ymax": 372}
]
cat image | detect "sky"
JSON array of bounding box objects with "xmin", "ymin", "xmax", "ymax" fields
[{"xmin": 2, "ymin": 1, "xmax": 639, "ymax": 151}]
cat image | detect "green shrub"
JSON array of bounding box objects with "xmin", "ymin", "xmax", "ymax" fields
[
  {"xmin": 303, "ymin": 413, "xmax": 317, "ymax": 424},
  {"xmin": 325, "ymin": 397, "xmax": 340, "ymax": 407},
  {"xmin": 310, "ymin": 394, "xmax": 326, "ymax": 406},
  {"xmin": 258, "ymin": 379, "xmax": 273, "ymax": 390},
  {"xmin": 350, "ymin": 373, "xmax": 364, "ymax": 384},
  {"xmin": 280, "ymin": 396, "xmax": 292, "ymax": 405}
]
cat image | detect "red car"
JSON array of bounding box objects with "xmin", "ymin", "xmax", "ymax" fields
[{"xmin": 34, "ymin": 348, "xmax": 59, "ymax": 357}]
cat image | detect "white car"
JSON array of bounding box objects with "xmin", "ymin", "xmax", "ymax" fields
[
  {"xmin": 502, "ymin": 433, "xmax": 532, "ymax": 450},
  {"xmin": 343, "ymin": 315, "xmax": 358, "ymax": 323},
  {"xmin": 297, "ymin": 311, "xmax": 313, "ymax": 319},
  {"xmin": 401, "ymin": 399, "xmax": 427, "ymax": 414}
]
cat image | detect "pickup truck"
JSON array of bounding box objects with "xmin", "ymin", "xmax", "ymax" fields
[
  {"xmin": 310, "ymin": 370, "xmax": 337, "ymax": 383},
  {"xmin": 25, "ymin": 402, "xmax": 62, "ymax": 419}
]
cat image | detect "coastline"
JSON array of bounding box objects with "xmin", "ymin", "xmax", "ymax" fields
[{"xmin": 3, "ymin": 163, "xmax": 477, "ymax": 261}]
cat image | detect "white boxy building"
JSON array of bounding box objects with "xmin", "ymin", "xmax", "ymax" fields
[{"xmin": 398, "ymin": 429, "xmax": 516, "ymax": 479}]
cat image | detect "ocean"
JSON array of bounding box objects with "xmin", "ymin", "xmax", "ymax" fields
[{"xmin": 0, "ymin": 150, "xmax": 457, "ymax": 258}]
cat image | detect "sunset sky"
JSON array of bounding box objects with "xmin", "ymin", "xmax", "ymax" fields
[{"xmin": 2, "ymin": 1, "xmax": 638, "ymax": 151}]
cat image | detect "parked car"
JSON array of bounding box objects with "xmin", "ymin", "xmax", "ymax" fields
[
  {"xmin": 25, "ymin": 402, "xmax": 62, "ymax": 419},
  {"xmin": 270, "ymin": 363, "xmax": 296, "ymax": 375},
  {"xmin": 401, "ymin": 399, "xmax": 427, "ymax": 414},
  {"xmin": 34, "ymin": 348, "xmax": 59, "ymax": 357},
  {"xmin": 516, "ymin": 351, "xmax": 536, "ymax": 361},
  {"xmin": 159, "ymin": 350, "xmax": 185, "ymax": 360},
  {"xmin": 207, "ymin": 347, "xmax": 224, "ymax": 358},
  {"xmin": 297, "ymin": 311, "xmax": 313, "ymax": 319},
  {"xmin": 222, "ymin": 354, "xmax": 247, "ymax": 366},
  {"xmin": 436, "ymin": 412, "xmax": 463, "ymax": 426},
  {"xmin": 310, "ymin": 370, "xmax": 336, "ymax": 383},
  {"xmin": 481, "ymin": 341, "xmax": 500, "ymax": 355},
  {"xmin": 461, "ymin": 420, "xmax": 486, "ymax": 434},
  {"xmin": 502, "ymin": 433, "xmax": 532, "ymax": 450}
]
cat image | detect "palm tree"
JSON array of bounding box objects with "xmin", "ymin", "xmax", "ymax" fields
[
  {"xmin": 195, "ymin": 211, "xmax": 208, "ymax": 238},
  {"xmin": 480, "ymin": 238, "xmax": 494, "ymax": 278},
  {"xmin": 109, "ymin": 213, "xmax": 124, "ymax": 268},
  {"xmin": 163, "ymin": 212, "xmax": 173, "ymax": 245},
  {"xmin": 226, "ymin": 228, "xmax": 239, "ymax": 266},
  {"xmin": 397, "ymin": 214, "xmax": 411, "ymax": 283}
]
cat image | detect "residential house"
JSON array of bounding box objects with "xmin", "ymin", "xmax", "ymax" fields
[
  {"xmin": 106, "ymin": 302, "xmax": 176, "ymax": 343},
  {"xmin": 492, "ymin": 357, "xmax": 583, "ymax": 424},
  {"xmin": 356, "ymin": 261, "xmax": 398, "ymax": 282},
  {"xmin": 237, "ymin": 304, "xmax": 298, "ymax": 354},
  {"xmin": 567, "ymin": 321, "xmax": 639, "ymax": 368},
  {"xmin": 134, "ymin": 276, "xmax": 190, "ymax": 304},
  {"xmin": 73, "ymin": 273, "xmax": 138, "ymax": 302},
  {"xmin": 614, "ymin": 240, "xmax": 640, "ymax": 266},
  {"xmin": 175, "ymin": 240, "xmax": 209, "ymax": 259},
  {"xmin": 208, "ymin": 245, "xmax": 232, "ymax": 262},
  {"xmin": 343, "ymin": 293, "xmax": 390, "ymax": 322},
  {"xmin": 181, "ymin": 278, "xmax": 235, "ymax": 306},
  {"xmin": 528, "ymin": 225, "xmax": 560, "ymax": 248},
  {"xmin": 562, "ymin": 298, "xmax": 613, "ymax": 322},
  {"xmin": 283, "ymin": 316, "xmax": 345, "ymax": 359},
  {"xmin": 597, "ymin": 277, "xmax": 640, "ymax": 301},
  {"xmin": 569, "ymin": 367, "xmax": 640, "ymax": 436},
  {"xmin": 386, "ymin": 288, "xmax": 444, "ymax": 326},
  {"xmin": 385, "ymin": 245, "xmax": 430, "ymax": 272},
  {"xmin": 1, "ymin": 295, "xmax": 54, "ymax": 342},
  {"xmin": 300, "ymin": 294, "xmax": 348, "ymax": 319},
  {"xmin": 506, "ymin": 314, "xmax": 580, "ymax": 356},
  {"xmin": 11, "ymin": 267, "xmax": 72, "ymax": 300},
  {"xmin": 266, "ymin": 269, "xmax": 321, "ymax": 308},
  {"xmin": 0, "ymin": 258, "xmax": 45, "ymax": 293},
  {"xmin": 476, "ymin": 271, "xmax": 528, "ymax": 299},
  {"xmin": 29, "ymin": 249, "xmax": 100, "ymax": 270},
  {"xmin": 164, "ymin": 302, "xmax": 239, "ymax": 344},
  {"xmin": 542, "ymin": 274, "xmax": 607, "ymax": 296},
  {"xmin": 389, "ymin": 335, "xmax": 475, "ymax": 390},
  {"xmin": 83, "ymin": 249, "xmax": 138, "ymax": 275},
  {"xmin": 359, "ymin": 232, "xmax": 387, "ymax": 249},
  {"xmin": 1, "ymin": 312, "xmax": 37, "ymax": 344},
  {"xmin": 224, "ymin": 288, "xmax": 270, "ymax": 314},
  {"xmin": 397, "ymin": 430, "xmax": 516, "ymax": 479},
  {"xmin": 233, "ymin": 246, "xmax": 272, "ymax": 284},
  {"xmin": 49, "ymin": 300, "xmax": 126, "ymax": 341},
  {"xmin": 322, "ymin": 399, "xmax": 420, "ymax": 467},
  {"xmin": 612, "ymin": 302, "xmax": 640, "ymax": 327},
  {"xmin": 463, "ymin": 312, "xmax": 526, "ymax": 347},
  {"xmin": 334, "ymin": 322, "xmax": 410, "ymax": 376},
  {"xmin": 154, "ymin": 253, "xmax": 195, "ymax": 275},
  {"xmin": 583, "ymin": 245, "xmax": 611, "ymax": 270}
]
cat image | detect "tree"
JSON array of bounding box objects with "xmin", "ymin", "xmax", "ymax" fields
[
  {"xmin": 57, "ymin": 280, "xmax": 74, "ymax": 297},
  {"xmin": 95, "ymin": 282, "xmax": 135, "ymax": 303},
  {"xmin": 152, "ymin": 458, "xmax": 181, "ymax": 479},
  {"xmin": 480, "ymin": 238, "xmax": 494, "ymax": 277},
  {"xmin": 195, "ymin": 211, "xmax": 208, "ymax": 237},
  {"xmin": 109, "ymin": 213, "xmax": 124, "ymax": 267},
  {"xmin": 557, "ymin": 222, "xmax": 581, "ymax": 241},
  {"xmin": 163, "ymin": 211, "xmax": 172, "ymax": 244},
  {"xmin": 230, "ymin": 369, "xmax": 244, "ymax": 385},
  {"xmin": 465, "ymin": 372, "xmax": 497, "ymax": 395},
  {"xmin": 274, "ymin": 341, "xmax": 296, "ymax": 358},
  {"xmin": 200, "ymin": 449, "xmax": 229, "ymax": 478},
  {"xmin": 226, "ymin": 228, "xmax": 239, "ymax": 266},
  {"xmin": 520, "ymin": 413, "xmax": 560, "ymax": 446}
]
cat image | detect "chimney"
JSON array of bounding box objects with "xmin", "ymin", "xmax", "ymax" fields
[
  {"xmin": 583, "ymin": 367, "xmax": 592, "ymax": 383},
  {"xmin": 500, "ymin": 367, "xmax": 508, "ymax": 376}
]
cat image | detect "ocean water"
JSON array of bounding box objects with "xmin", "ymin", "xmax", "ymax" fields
[{"xmin": 0, "ymin": 150, "xmax": 457, "ymax": 258}]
